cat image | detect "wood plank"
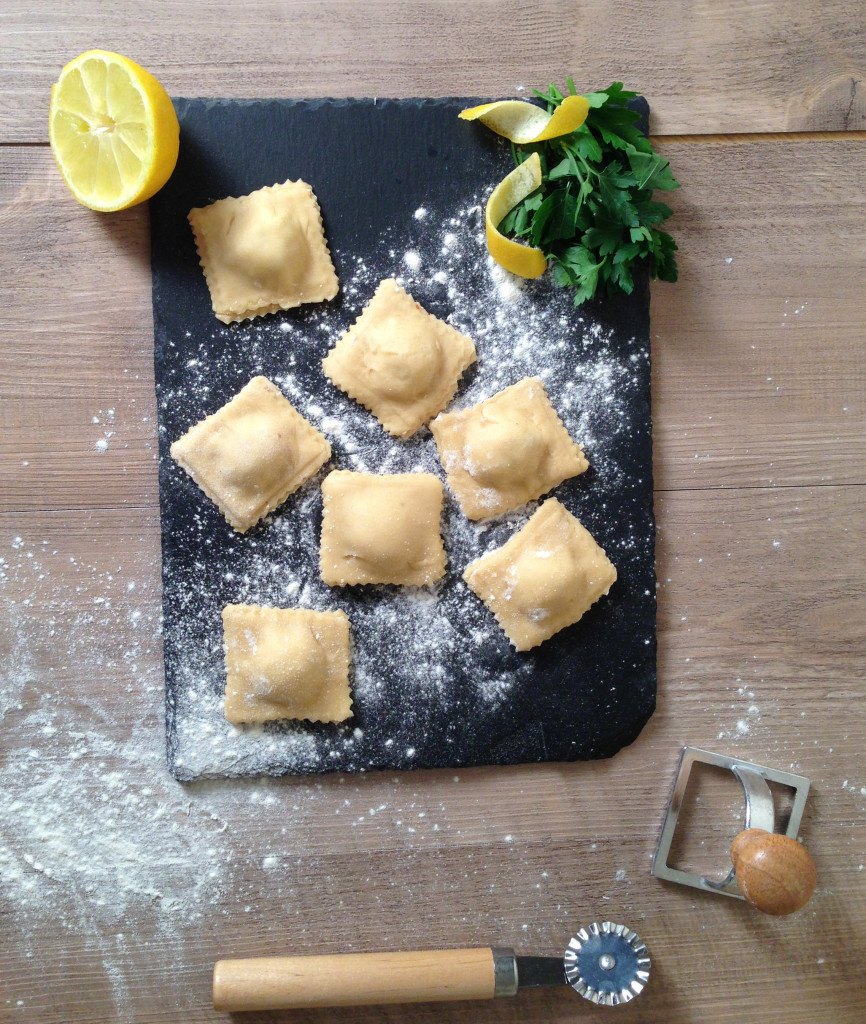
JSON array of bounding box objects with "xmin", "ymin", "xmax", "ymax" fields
[
  {"xmin": 2, "ymin": 137, "xmax": 865, "ymax": 514},
  {"xmin": 1, "ymin": 0, "xmax": 865, "ymax": 141},
  {"xmin": 2, "ymin": 834, "xmax": 864, "ymax": 1023},
  {"xmin": 3, "ymin": 95, "xmax": 866, "ymax": 1024},
  {"xmin": 651, "ymin": 135, "xmax": 866, "ymax": 491},
  {"xmin": 1, "ymin": 481, "xmax": 864, "ymax": 1022},
  {"xmin": 0, "ymin": 497, "xmax": 863, "ymax": 1024},
  {"xmin": 0, "ymin": 147, "xmax": 159, "ymax": 512}
]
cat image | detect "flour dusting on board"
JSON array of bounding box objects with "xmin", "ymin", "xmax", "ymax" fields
[{"xmin": 155, "ymin": 197, "xmax": 653, "ymax": 779}]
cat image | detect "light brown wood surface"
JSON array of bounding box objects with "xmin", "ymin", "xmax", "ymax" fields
[
  {"xmin": 1, "ymin": 1, "xmax": 866, "ymax": 139},
  {"xmin": 1, "ymin": 4, "xmax": 865, "ymax": 1023}
]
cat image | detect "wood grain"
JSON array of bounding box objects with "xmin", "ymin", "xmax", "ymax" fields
[
  {"xmin": 1, "ymin": 0, "xmax": 865, "ymax": 141},
  {"xmin": 3, "ymin": 488, "xmax": 858, "ymax": 1023},
  {"xmin": 2, "ymin": 488, "xmax": 863, "ymax": 836},
  {"xmin": 2, "ymin": 7, "xmax": 866, "ymax": 1022}
]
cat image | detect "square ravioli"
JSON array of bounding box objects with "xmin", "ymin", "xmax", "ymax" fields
[
  {"xmin": 170, "ymin": 375, "xmax": 331, "ymax": 533},
  {"xmin": 188, "ymin": 179, "xmax": 339, "ymax": 324},
  {"xmin": 430, "ymin": 377, "xmax": 588, "ymax": 520},
  {"xmin": 462, "ymin": 498, "xmax": 616, "ymax": 651},
  {"xmin": 322, "ymin": 278, "xmax": 476, "ymax": 437},
  {"xmin": 320, "ymin": 470, "xmax": 447, "ymax": 586},
  {"xmin": 222, "ymin": 605, "xmax": 352, "ymax": 724}
]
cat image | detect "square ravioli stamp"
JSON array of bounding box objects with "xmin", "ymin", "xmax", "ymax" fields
[
  {"xmin": 222, "ymin": 605, "xmax": 352, "ymax": 724},
  {"xmin": 188, "ymin": 179, "xmax": 339, "ymax": 324},
  {"xmin": 322, "ymin": 278, "xmax": 476, "ymax": 437},
  {"xmin": 320, "ymin": 470, "xmax": 447, "ymax": 586},
  {"xmin": 462, "ymin": 498, "xmax": 617, "ymax": 651},
  {"xmin": 430, "ymin": 376, "xmax": 589, "ymax": 520},
  {"xmin": 170, "ymin": 375, "xmax": 331, "ymax": 533}
]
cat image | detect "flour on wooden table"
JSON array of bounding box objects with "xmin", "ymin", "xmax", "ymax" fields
[{"xmin": 1, "ymin": 527, "xmax": 486, "ymax": 1000}]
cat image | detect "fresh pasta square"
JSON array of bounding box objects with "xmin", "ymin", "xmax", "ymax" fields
[
  {"xmin": 319, "ymin": 470, "xmax": 447, "ymax": 586},
  {"xmin": 431, "ymin": 377, "xmax": 588, "ymax": 520},
  {"xmin": 188, "ymin": 179, "xmax": 339, "ymax": 324},
  {"xmin": 222, "ymin": 605, "xmax": 352, "ymax": 724},
  {"xmin": 170, "ymin": 375, "xmax": 331, "ymax": 533},
  {"xmin": 322, "ymin": 278, "xmax": 476, "ymax": 437},
  {"xmin": 463, "ymin": 499, "xmax": 616, "ymax": 651}
]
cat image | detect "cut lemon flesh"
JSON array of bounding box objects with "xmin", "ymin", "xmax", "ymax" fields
[
  {"xmin": 49, "ymin": 49, "xmax": 179, "ymax": 212},
  {"xmin": 459, "ymin": 94, "xmax": 589, "ymax": 145},
  {"xmin": 485, "ymin": 152, "xmax": 546, "ymax": 279}
]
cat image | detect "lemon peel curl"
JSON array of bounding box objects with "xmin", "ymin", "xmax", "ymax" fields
[
  {"xmin": 462, "ymin": 94, "xmax": 589, "ymax": 277},
  {"xmin": 484, "ymin": 151, "xmax": 546, "ymax": 279},
  {"xmin": 459, "ymin": 93, "xmax": 589, "ymax": 145}
]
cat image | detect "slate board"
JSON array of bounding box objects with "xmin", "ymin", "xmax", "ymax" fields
[{"xmin": 151, "ymin": 96, "xmax": 657, "ymax": 781}]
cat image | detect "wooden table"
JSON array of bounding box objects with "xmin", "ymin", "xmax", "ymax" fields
[{"xmin": 2, "ymin": 3, "xmax": 865, "ymax": 1021}]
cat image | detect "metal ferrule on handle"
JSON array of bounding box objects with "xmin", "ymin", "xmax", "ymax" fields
[{"xmin": 213, "ymin": 946, "xmax": 518, "ymax": 1012}]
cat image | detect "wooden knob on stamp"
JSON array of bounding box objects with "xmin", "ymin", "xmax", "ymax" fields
[{"xmin": 730, "ymin": 828, "xmax": 816, "ymax": 915}]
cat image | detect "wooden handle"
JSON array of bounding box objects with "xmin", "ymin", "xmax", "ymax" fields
[
  {"xmin": 213, "ymin": 947, "xmax": 497, "ymax": 1012},
  {"xmin": 730, "ymin": 828, "xmax": 817, "ymax": 915}
]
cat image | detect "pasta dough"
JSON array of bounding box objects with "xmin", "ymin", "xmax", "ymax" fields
[
  {"xmin": 188, "ymin": 179, "xmax": 339, "ymax": 324},
  {"xmin": 322, "ymin": 278, "xmax": 476, "ymax": 437},
  {"xmin": 222, "ymin": 604, "xmax": 352, "ymax": 724},
  {"xmin": 320, "ymin": 470, "xmax": 447, "ymax": 586},
  {"xmin": 430, "ymin": 377, "xmax": 588, "ymax": 519},
  {"xmin": 170, "ymin": 375, "xmax": 331, "ymax": 533},
  {"xmin": 462, "ymin": 498, "xmax": 616, "ymax": 651}
]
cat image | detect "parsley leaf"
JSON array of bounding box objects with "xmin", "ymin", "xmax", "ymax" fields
[
  {"xmin": 508, "ymin": 80, "xmax": 680, "ymax": 304},
  {"xmin": 551, "ymin": 244, "xmax": 604, "ymax": 305}
]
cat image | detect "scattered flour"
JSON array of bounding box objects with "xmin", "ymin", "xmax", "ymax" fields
[
  {"xmin": 154, "ymin": 198, "xmax": 652, "ymax": 780},
  {"xmin": 1, "ymin": 528, "xmax": 488, "ymax": 1002},
  {"xmin": 0, "ymin": 531, "xmax": 261, "ymax": 995},
  {"xmin": 717, "ymin": 683, "xmax": 765, "ymax": 742}
]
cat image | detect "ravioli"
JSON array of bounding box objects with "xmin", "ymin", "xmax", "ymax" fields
[
  {"xmin": 462, "ymin": 498, "xmax": 616, "ymax": 651},
  {"xmin": 430, "ymin": 377, "xmax": 588, "ymax": 519},
  {"xmin": 170, "ymin": 375, "xmax": 331, "ymax": 533},
  {"xmin": 322, "ymin": 278, "xmax": 476, "ymax": 437},
  {"xmin": 319, "ymin": 470, "xmax": 447, "ymax": 586},
  {"xmin": 188, "ymin": 179, "xmax": 339, "ymax": 323},
  {"xmin": 222, "ymin": 605, "xmax": 352, "ymax": 724}
]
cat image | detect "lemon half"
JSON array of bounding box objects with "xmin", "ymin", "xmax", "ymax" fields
[{"xmin": 49, "ymin": 49, "xmax": 179, "ymax": 212}]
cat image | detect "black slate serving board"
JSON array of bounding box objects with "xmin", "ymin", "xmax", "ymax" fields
[{"xmin": 151, "ymin": 96, "xmax": 656, "ymax": 781}]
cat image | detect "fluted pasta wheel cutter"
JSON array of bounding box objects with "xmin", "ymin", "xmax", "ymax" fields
[
  {"xmin": 212, "ymin": 922, "xmax": 650, "ymax": 1012},
  {"xmin": 652, "ymin": 746, "xmax": 817, "ymax": 915}
]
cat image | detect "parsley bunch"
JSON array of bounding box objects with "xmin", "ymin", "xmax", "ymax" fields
[{"xmin": 499, "ymin": 80, "xmax": 680, "ymax": 304}]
